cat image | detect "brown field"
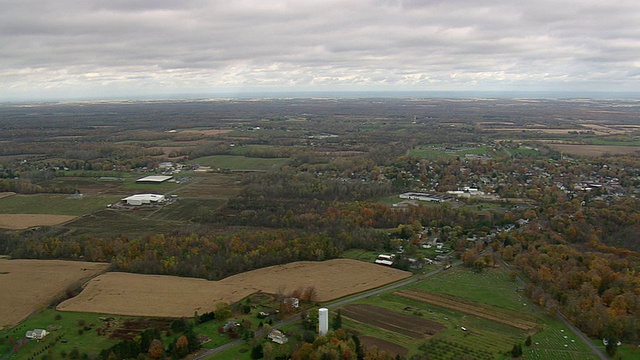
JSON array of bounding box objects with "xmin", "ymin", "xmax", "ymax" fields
[
  {"xmin": 57, "ymin": 259, "xmax": 411, "ymax": 317},
  {"xmin": 341, "ymin": 304, "xmax": 446, "ymax": 339},
  {"xmin": 0, "ymin": 214, "xmax": 77, "ymax": 230},
  {"xmin": 395, "ymin": 289, "xmax": 538, "ymax": 331},
  {"xmin": 546, "ymin": 144, "xmax": 640, "ymax": 156},
  {"xmin": 0, "ymin": 259, "xmax": 110, "ymax": 329},
  {"xmin": 359, "ymin": 336, "xmax": 409, "ymax": 358}
]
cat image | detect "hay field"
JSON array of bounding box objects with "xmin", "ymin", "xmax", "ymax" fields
[
  {"xmin": 0, "ymin": 214, "xmax": 77, "ymax": 229},
  {"xmin": 0, "ymin": 259, "xmax": 110, "ymax": 329},
  {"xmin": 57, "ymin": 259, "xmax": 411, "ymax": 317}
]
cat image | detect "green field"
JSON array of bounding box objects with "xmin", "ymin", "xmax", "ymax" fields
[
  {"xmin": 190, "ymin": 155, "xmax": 289, "ymax": 171},
  {"xmin": 1, "ymin": 310, "xmax": 123, "ymax": 360},
  {"xmin": 0, "ymin": 194, "xmax": 120, "ymax": 216},
  {"xmin": 68, "ymin": 209, "xmax": 184, "ymax": 237},
  {"xmin": 408, "ymin": 145, "xmax": 493, "ymax": 160},
  {"xmin": 336, "ymin": 266, "xmax": 600, "ymax": 359}
]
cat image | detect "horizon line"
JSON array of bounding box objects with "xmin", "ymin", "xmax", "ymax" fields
[{"xmin": 2, "ymin": 90, "xmax": 640, "ymax": 104}]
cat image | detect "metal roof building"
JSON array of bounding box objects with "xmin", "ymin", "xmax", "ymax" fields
[
  {"xmin": 121, "ymin": 194, "xmax": 166, "ymax": 206},
  {"xmin": 136, "ymin": 175, "xmax": 173, "ymax": 183}
]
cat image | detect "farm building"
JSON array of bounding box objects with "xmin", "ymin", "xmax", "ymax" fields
[
  {"xmin": 136, "ymin": 175, "xmax": 173, "ymax": 184},
  {"xmin": 399, "ymin": 192, "xmax": 452, "ymax": 202},
  {"xmin": 25, "ymin": 329, "xmax": 48, "ymax": 340},
  {"xmin": 375, "ymin": 254, "xmax": 395, "ymax": 266},
  {"xmin": 121, "ymin": 194, "xmax": 166, "ymax": 206},
  {"xmin": 268, "ymin": 329, "xmax": 288, "ymax": 344}
]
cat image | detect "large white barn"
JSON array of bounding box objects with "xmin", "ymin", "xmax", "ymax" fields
[
  {"xmin": 121, "ymin": 194, "xmax": 166, "ymax": 206},
  {"xmin": 136, "ymin": 175, "xmax": 173, "ymax": 184}
]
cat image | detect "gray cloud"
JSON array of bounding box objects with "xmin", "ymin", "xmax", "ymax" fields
[{"xmin": 1, "ymin": 0, "xmax": 639, "ymax": 100}]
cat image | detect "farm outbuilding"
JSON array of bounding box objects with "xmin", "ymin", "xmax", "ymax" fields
[
  {"xmin": 121, "ymin": 194, "xmax": 166, "ymax": 206},
  {"xmin": 136, "ymin": 175, "xmax": 173, "ymax": 184}
]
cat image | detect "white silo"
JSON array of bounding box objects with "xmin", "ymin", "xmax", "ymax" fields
[{"xmin": 318, "ymin": 307, "xmax": 329, "ymax": 336}]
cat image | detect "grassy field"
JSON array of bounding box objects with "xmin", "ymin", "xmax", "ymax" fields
[
  {"xmin": 0, "ymin": 194, "xmax": 120, "ymax": 216},
  {"xmin": 1, "ymin": 310, "xmax": 122, "ymax": 359},
  {"xmin": 335, "ymin": 266, "xmax": 600, "ymax": 359},
  {"xmin": 191, "ymin": 155, "xmax": 289, "ymax": 171},
  {"xmin": 68, "ymin": 209, "xmax": 185, "ymax": 237}
]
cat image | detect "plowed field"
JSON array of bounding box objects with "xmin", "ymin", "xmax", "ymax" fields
[
  {"xmin": 341, "ymin": 304, "xmax": 445, "ymax": 339},
  {"xmin": 396, "ymin": 289, "xmax": 538, "ymax": 331}
]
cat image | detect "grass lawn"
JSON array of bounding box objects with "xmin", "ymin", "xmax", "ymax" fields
[
  {"xmin": 0, "ymin": 194, "xmax": 121, "ymax": 216},
  {"xmin": 191, "ymin": 155, "xmax": 289, "ymax": 171},
  {"xmin": 1, "ymin": 310, "xmax": 122, "ymax": 360}
]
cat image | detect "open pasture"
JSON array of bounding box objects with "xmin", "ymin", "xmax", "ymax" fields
[
  {"xmin": 68, "ymin": 209, "xmax": 184, "ymax": 237},
  {"xmin": 172, "ymin": 172, "xmax": 243, "ymax": 198},
  {"xmin": 191, "ymin": 155, "xmax": 289, "ymax": 171},
  {"xmin": 0, "ymin": 259, "xmax": 109, "ymax": 329},
  {"xmin": 0, "ymin": 194, "xmax": 120, "ymax": 216},
  {"xmin": 57, "ymin": 259, "xmax": 411, "ymax": 317},
  {"xmin": 395, "ymin": 289, "xmax": 538, "ymax": 331},
  {"xmin": 410, "ymin": 266, "xmax": 527, "ymax": 311}
]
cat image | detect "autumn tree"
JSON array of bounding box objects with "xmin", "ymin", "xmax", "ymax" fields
[{"xmin": 147, "ymin": 339, "xmax": 163, "ymax": 359}]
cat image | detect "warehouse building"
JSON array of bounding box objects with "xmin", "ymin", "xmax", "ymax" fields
[
  {"xmin": 136, "ymin": 175, "xmax": 173, "ymax": 184},
  {"xmin": 121, "ymin": 194, "xmax": 166, "ymax": 206}
]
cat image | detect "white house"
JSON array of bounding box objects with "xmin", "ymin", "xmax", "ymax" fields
[
  {"xmin": 25, "ymin": 329, "xmax": 48, "ymax": 340},
  {"xmin": 268, "ymin": 329, "xmax": 288, "ymax": 344}
]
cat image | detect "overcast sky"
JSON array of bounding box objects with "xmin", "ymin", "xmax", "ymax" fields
[{"xmin": 2, "ymin": 0, "xmax": 639, "ymax": 101}]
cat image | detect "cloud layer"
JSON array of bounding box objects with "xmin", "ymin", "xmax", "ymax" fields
[{"xmin": 2, "ymin": 0, "xmax": 639, "ymax": 100}]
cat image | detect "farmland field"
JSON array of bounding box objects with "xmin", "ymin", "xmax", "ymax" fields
[
  {"xmin": 0, "ymin": 194, "xmax": 120, "ymax": 216},
  {"xmin": 191, "ymin": 155, "xmax": 289, "ymax": 171},
  {"xmin": 341, "ymin": 304, "xmax": 445, "ymax": 338},
  {"xmin": 0, "ymin": 259, "xmax": 110, "ymax": 329},
  {"xmin": 546, "ymin": 143, "xmax": 640, "ymax": 156},
  {"xmin": 336, "ymin": 266, "xmax": 601, "ymax": 359},
  {"xmin": 0, "ymin": 214, "xmax": 77, "ymax": 229},
  {"xmin": 395, "ymin": 289, "xmax": 538, "ymax": 331},
  {"xmin": 57, "ymin": 259, "xmax": 411, "ymax": 317}
]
